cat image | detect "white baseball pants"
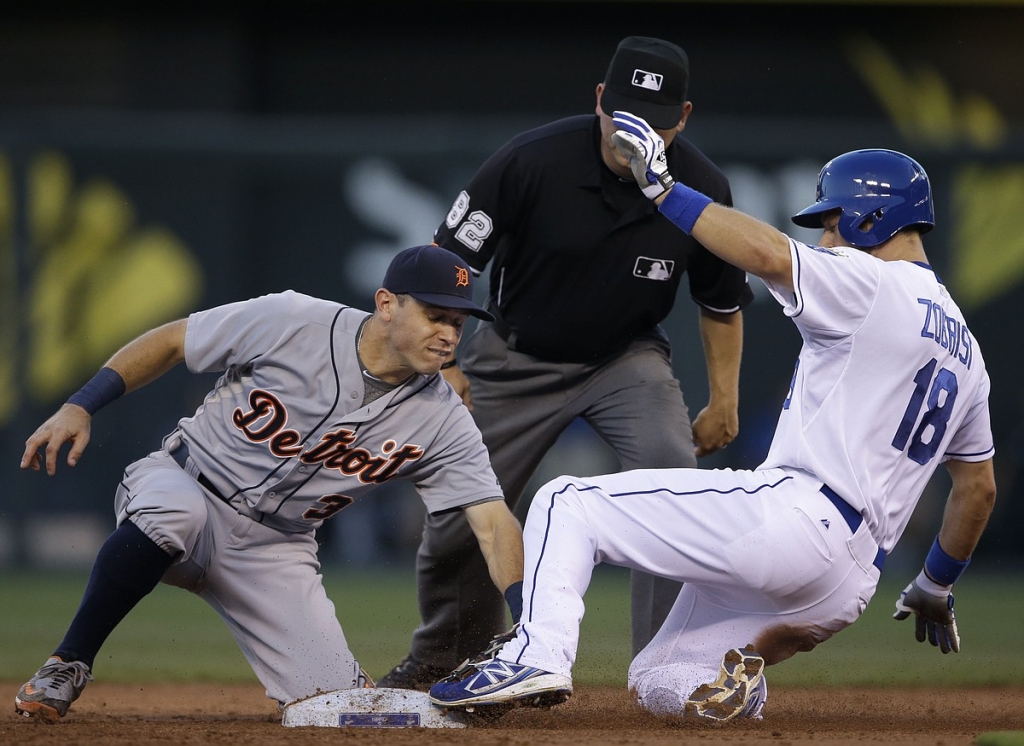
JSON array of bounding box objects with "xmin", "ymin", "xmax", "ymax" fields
[{"xmin": 498, "ymin": 466, "xmax": 882, "ymax": 716}]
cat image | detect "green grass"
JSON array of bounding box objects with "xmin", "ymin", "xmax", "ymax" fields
[{"xmin": 1, "ymin": 565, "xmax": 1020, "ymax": 688}]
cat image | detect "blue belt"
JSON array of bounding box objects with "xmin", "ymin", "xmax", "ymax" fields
[{"xmin": 819, "ymin": 485, "xmax": 886, "ymax": 572}]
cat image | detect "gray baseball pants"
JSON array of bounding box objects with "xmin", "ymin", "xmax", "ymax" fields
[
  {"xmin": 410, "ymin": 323, "xmax": 697, "ymax": 668},
  {"xmin": 115, "ymin": 451, "xmax": 363, "ymax": 705}
]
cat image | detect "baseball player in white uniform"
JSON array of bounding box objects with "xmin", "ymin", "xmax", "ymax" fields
[
  {"xmin": 15, "ymin": 245, "xmax": 525, "ymax": 722},
  {"xmin": 428, "ymin": 135, "xmax": 997, "ymax": 721}
]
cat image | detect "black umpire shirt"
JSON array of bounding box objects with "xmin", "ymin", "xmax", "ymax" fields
[{"xmin": 434, "ymin": 114, "xmax": 754, "ymax": 363}]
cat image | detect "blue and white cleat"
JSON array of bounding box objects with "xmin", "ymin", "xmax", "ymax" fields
[
  {"xmin": 428, "ymin": 659, "xmax": 572, "ymax": 711},
  {"xmin": 684, "ymin": 646, "xmax": 767, "ymax": 722}
]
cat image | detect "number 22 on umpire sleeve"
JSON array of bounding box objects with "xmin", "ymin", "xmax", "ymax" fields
[{"xmin": 892, "ymin": 358, "xmax": 958, "ymax": 465}]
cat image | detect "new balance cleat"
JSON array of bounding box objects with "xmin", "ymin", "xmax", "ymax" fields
[
  {"xmin": 428, "ymin": 658, "xmax": 572, "ymax": 711},
  {"xmin": 15, "ymin": 656, "xmax": 94, "ymax": 722},
  {"xmin": 445, "ymin": 624, "xmax": 521, "ymax": 683},
  {"xmin": 685, "ymin": 646, "xmax": 767, "ymax": 722}
]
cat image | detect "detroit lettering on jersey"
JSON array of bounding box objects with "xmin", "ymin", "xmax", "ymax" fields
[
  {"xmin": 917, "ymin": 298, "xmax": 973, "ymax": 369},
  {"xmin": 231, "ymin": 389, "xmax": 425, "ymax": 484}
]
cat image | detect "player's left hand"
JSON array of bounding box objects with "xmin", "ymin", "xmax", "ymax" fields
[
  {"xmin": 610, "ymin": 111, "xmax": 676, "ymax": 199},
  {"xmin": 893, "ymin": 570, "xmax": 960, "ymax": 654},
  {"xmin": 21, "ymin": 403, "xmax": 93, "ymax": 475},
  {"xmin": 691, "ymin": 403, "xmax": 739, "ymax": 457},
  {"xmin": 441, "ymin": 363, "xmax": 474, "ymax": 410}
]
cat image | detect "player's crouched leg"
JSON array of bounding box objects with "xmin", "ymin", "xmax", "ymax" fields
[
  {"xmin": 630, "ymin": 647, "xmax": 768, "ymax": 722},
  {"xmin": 114, "ymin": 453, "xmax": 215, "ymax": 577}
]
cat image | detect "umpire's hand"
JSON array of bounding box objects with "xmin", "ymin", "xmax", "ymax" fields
[
  {"xmin": 442, "ymin": 363, "xmax": 474, "ymax": 411},
  {"xmin": 691, "ymin": 402, "xmax": 738, "ymax": 457},
  {"xmin": 893, "ymin": 570, "xmax": 960, "ymax": 654}
]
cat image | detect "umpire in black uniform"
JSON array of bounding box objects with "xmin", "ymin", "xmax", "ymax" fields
[{"xmin": 381, "ymin": 36, "xmax": 754, "ymax": 689}]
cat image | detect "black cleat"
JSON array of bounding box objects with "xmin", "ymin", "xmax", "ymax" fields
[{"xmin": 377, "ymin": 655, "xmax": 449, "ymax": 691}]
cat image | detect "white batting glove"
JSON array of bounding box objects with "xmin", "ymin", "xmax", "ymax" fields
[
  {"xmin": 893, "ymin": 570, "xmax": 960, "ymax": 654},
  {"xmin": 610, "ymin": 111, "xmax": 676, "ymax": 200}
]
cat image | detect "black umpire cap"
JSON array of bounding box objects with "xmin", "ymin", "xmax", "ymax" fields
[{"xmin": 600, "ymin": 36, "xmax": 689, "ymax": 129}]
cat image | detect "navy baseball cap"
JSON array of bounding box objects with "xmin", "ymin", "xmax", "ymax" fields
[
  {"xmin": 600, "ymin": 36, "xmax": 689, "ymax": 129},
  {"xmin": 383, "ymin": 245, "xmax": 494, "ymax": 321}
]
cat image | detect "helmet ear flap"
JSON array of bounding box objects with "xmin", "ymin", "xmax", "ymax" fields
[
  {"xmin": 836, "ymin": 205, "xmax": 882, "ymax": 248},
  {"xmin": 837, "ymin": 209, "xmax": 878, "ymax": 248}
]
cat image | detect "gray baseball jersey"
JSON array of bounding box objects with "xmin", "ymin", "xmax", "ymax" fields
[
  {"xmin": 175, "ymin": 290, "xmax": 501, "ymax": 532},
  {"xmin": 115, "ymin": 290, "xmax": 501, "ymax": 704}
]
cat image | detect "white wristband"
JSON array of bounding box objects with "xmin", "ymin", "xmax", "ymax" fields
[{"xmin": 915, "ymin": 568, "xmax": 952, "ymax": 596}]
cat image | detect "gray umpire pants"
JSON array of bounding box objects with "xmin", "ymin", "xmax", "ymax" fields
[{"xmin": 410, "ymin": 322, "xmax": 697, "ymax": 668}]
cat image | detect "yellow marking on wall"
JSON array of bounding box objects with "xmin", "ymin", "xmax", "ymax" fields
[
  {"xmin": 951, "ymin": 164, "xmax": 1024, "ymax": 309},
  {"xmin": 0, "ymin": 155, "xmax": 14, "ymax": 423},
  {"xmin": 846, "ymin": 35, "xmax": 1007, "ymax": 149},
  {"xmin": 1, "ymin": 150, "xmax": 204, "ymax": 422}
]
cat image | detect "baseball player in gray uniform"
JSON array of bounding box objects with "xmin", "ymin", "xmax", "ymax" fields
[
  {"xmin": 15, "ymin": 244, "xmax": 525, "ymax": 722},
  {"xmin": 428, "ymin": 137, "xmax": 997, "ymax": 721}
]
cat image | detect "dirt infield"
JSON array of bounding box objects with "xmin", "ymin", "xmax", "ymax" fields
[{"xmin": 2, "ymin": 681, "xmax": 1022, "ymax": 745}]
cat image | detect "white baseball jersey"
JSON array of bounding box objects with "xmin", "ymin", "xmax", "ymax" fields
[
  {"xmin": 758, "ymin": 240, "xmax": 993, "ymax": 553},
  {"xmin": 173, "ymin": 290, "xmax": 501, "ymax": 532},
  {"xmin": 492, "ymin": 238, "xmax": 995, "ymax": 716}
]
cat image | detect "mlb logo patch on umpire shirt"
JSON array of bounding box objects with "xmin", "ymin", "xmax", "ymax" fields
[{"xmin": 634, "ymin": 257, "xmax": 674, "ymax": 281}]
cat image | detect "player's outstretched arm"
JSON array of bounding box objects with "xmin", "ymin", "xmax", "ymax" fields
[
  {"xmin": 103, "ymin": 318, "xmax": 189, "ymax": 395},
  {"xmin": 21, "ymin": 319, "xmax": 188, "ymax": 476},
  {"xmin": 464, "ymin": 499, "xmax": 525, "ymax": 610},
  {"xmin": 610, "ymin": 111, "xmax": 793, "ymax": 289},
  {"xmin": 934, "ymin": 458, "xmax": 997, "ymax": 561},
  {"xmin": 893, "ymin": 458, "xmax": 996, "ymax": 653}
]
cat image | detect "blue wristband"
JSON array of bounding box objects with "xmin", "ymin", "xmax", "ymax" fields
[
  {"xmin": 658, "ymin": 183, "xmax": 714, "ymax": 234},
  {"xmin": 503, "ymin": 580, "xmax": 524, "ymax": 624},
  {"xmin": 67, "ymin": 367, "xmax": 126, "ymax": 415},
  {"xmin": 924, "ymin": 536, "xmax": 970, "ymax": 586}
]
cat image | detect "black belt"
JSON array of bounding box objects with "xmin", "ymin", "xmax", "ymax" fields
[
  {"xmin": 819, "ymin": 485, "xmax": 886, "ymax": 571},
  {"xmin": 488, "ymin": 313, "xmax": 620, "ymax": 363},
  {"xmin": 489, "ymin": 314, "xmax": 540, "ymax": 356},
  {"xmin": 169, "ymin": 442, "xmax": 228, "ymax": 503}
]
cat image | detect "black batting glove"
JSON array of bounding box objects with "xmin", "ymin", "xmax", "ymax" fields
[{"xmin": 893, "ymin": 570, "xmax": 960, "ymax": 654}]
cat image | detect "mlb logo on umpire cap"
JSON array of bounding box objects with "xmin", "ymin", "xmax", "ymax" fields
[
  {"xmin": 383, "ymin": 245, "xmax": 494, "ymax": 321},
  {"xmin": 601, "ymin": 36, "xmax": 689, "ymax": 129},
  {"xmin": 632, "ymin": 70, "xmax": 663, "ymax": 91}
]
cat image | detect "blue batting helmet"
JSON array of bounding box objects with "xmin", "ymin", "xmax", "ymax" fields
[{"xmin": 791, "ymin": 149, "xmax": 935, "ymax": 248}]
